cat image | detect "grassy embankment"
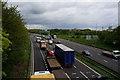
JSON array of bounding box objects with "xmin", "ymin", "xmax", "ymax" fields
[{"xmin": 13, "ymin": 37, "xmax": 31, "ymax": 78}]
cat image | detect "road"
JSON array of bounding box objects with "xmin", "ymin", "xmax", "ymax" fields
[
  {"xmin": 31, "ymin": 37, "xmax": 47, "ymax": 72},
  {"xmin": 47, "ymin": 43, "xmax": 100, "ymax": 80},
  {"xmin": 31, "ymin": 36, "xmax": 100, "ymax": 80},
  {"xmin": 54, "ymin": 38, "xmax": 120, "ymax": 73}
]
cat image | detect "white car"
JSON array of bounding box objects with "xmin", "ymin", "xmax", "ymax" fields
[
  {"xmin": 48, "ymin": 40, "xmax": 53, "ymax": 44},
  {"xmin": 36, "ymin": 37, "xmax": 41, "ymax": 42}
]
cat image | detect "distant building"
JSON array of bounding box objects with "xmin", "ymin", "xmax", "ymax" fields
[{"xmin": 86, "ymin": 35, "xmax": 91, "ymax": 40}]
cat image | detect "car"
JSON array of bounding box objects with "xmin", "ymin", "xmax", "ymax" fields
[
  {"xmin": 36, "ymin": 37, "xmax": 41, "ymax": 42},
  {"xmin": 48, "ymin": 40, "xmax": 53, "ymax": 44},
  {"xmin": 96, "ymin": 75, "xmax": 110, "ymax": 80},
  {"xmin": 57, "ymin": 41, "xmax": 61, "ymax": 44},
  {"xmin": 82, "ymin": 50, "xmax": 91, "ymax": 56}
]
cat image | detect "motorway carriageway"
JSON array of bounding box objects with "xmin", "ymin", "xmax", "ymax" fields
[
  {"xmin": 31, "ymin": 36, "xmax": 101, "ymax": 80},
  {"xmin": 54, "ymin": 38, "xmax": 120, "ymax": 73}
]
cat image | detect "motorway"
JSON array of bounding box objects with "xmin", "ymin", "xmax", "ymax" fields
[
  {"xmin": 31, "ymin": 35, "xmax": 101, "ymax": 80},
  {"xmin": 54, "ymin": 38, "xmax": 120, "ymax": 73}
]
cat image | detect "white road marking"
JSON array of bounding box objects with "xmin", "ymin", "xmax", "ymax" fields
[
  {"xmin": 65, "ymin": 73, "xmax": 71, "ymax": 80},
  {"xmin": 72, "ymin": 73, "xmax": 76, "ymax": 75},
  {"xmin": 76, "ymin": 77, "xmax": 79, "ymax": 78},
  {"xmin": 75, "ymin": 58, "xmax": 101, "ymax": 76},
  {"xmin": 36, "ymin": 43, "xmax": 49, "ymax": 70},
  {"xmin": 73, "ymin": 65, "xmax": 77, "ymax": 68},
  {"xmin": 36, "ymin": 43, "xmax": 39, "ymax": 48},
  {"xmin": 86, "ymin": 72, "xmax": 91, "ymax": 74},
  {"xmin": 92, "ymin": 75, "xmax": 95, "ymax": 77},
  {"xmin": 112, "ymin": 59, "xmax": 117, "ymax": 61},
  {"xmin": 104, "ymin": 60, "xmax": 108, "ymax": 63},
  {"xmin": 80, "ymin": 71, "xmax": 90, "ymax": 80}
]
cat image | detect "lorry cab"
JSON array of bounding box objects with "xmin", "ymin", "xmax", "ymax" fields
[
  {"xmin": 30, "ymin": 71, "xmax": 55, "ymax": 80},
  {"xmin": 40, "ymin": 40, "xmax": 47, "ymax": 49}
]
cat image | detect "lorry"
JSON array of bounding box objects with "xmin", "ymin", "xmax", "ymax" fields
[
  {"xmin": 46, "ymin": 50, "xmax": 61, "ymax": 70},
  {"xmin": 46, "ymin": 57, "xmax": 61, "ymax": 70},
  {"xmin": 55, "ymin": 44, "xmax": 74, "ymax": 67},
  {"xmin": 30, "ymin": 71, "xmax": 55, "ymax": 80},
  {"xmin": 102, "ymin": 50, "xmax": 120, "ymax": 59},
  {"xmin": 40, "ymin": 40, "xmax": 47, "ymax": 49},
  {"xmin": 51, "ymin": 35, "xmax": 57, "ymax": 39}
]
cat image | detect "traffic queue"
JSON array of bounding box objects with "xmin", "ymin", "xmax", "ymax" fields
[{"xmin": 31, "ymin": 34, "xmax": 74, "ymax": 80}]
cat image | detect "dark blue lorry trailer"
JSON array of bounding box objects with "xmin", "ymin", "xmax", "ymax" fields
[{"xmin": 55, "ymin": 44, "xmax": 74, "ymax": 67}]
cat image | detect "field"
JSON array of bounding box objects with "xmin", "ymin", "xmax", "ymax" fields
[{"xmin": 58, "ymin": 35, "xmax": 119, "ymax": 51}]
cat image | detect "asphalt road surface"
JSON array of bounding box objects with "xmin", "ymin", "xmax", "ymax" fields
[
  {"xmin": 31, "ymin": 37, "xmax": 47, "ymax": 72},
  {"xmin": 31, "ymin": 36, "xmax": 100, "ymax": 80},
  {"xmin": 47, "ymin": 43, "xmax": 100, "ymax": 80},
  {"xmin": 54, "ymin": 38, "xmax": 120, "ymax": 73}
]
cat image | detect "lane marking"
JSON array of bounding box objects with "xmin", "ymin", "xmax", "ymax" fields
[
  {"xmin": 76, "ymin": 77, "xmax": 79, "ymax": 78},
  {"xmin": 65, "ymin": 73, "xmax": 71, "ymax": 80},
  {"xmin": 104, "ymin": 60, "xmax": 108, "ymax": 63},
  {"xmin": 72, "ymin": 73, "xmax": 76, "ymax": 75},
  {"xmin": 39, "ymin": 49, "xmax": 49, "ymax": 70},
  {"xmin": 36, "ymin": 43, "xmax": 49, "ymax": 70},
  {"xmin": 92, "ymin": 75, "xmax": 95, "ymax": 77},
  {"xmin": 73, "ymin": 65, "xmax": 77, "ymax": 68},
  {"xmin": 36, "ymin": 43, "xmax": 39, "ymax": 48},
  {"xmin": 80, "ymin": 71, "xmax": 90, "ymax": 80},
  {"xmin": 75, "ymin": 58, "xmax": 101, "ymax": 76},
  {"xmin": 86, "ymin": 72, "xmax": 91, "ymax": 74},
  {"xmin": 112, "ymin": 59, "xmax": 117, "ymax": 61}
]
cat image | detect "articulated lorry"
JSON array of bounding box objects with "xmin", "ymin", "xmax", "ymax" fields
[
  {"xmin": 46, "ymin": 49, "xmax": 61, "ymax": 70},
  {"xmin": 55, "ymin": 44, "xmax": 74, "ymax": 67},
  {"xmin": 46, "ymin": 49, "xmax": 68, "ymax": 79},
  {"xmin": 102, "ymin": 50, "xmax": 120, "ymax": 59}
]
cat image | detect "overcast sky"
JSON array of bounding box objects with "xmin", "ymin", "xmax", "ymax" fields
[{"xmin": 8, "ymin": 0, "xmax": 119, "ymax": 30}]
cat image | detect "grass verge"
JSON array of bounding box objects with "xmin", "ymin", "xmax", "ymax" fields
[
  {"xmin": 58, "ymin": 35, "xmax": 120, "ymax": 51},
  {"xmin": 75, "ymin": 53, "xmax": 120, "ymax": 80}
]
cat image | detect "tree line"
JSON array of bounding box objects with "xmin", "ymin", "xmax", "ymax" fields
[
  {"xmin": 98, "ymin": 26, "xmax": 120, "ymax": 46},
  {"xmin": 1, "ymin": 1, "xmax": 30, "ymax": 78},
  {"xmin": 29, "ymin": 26, "xmax": 120, "ymax": 49}
]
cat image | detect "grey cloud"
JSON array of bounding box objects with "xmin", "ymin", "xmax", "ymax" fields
[{"xmin": 9, "ymin": 2, "xmax": 118, "ymax": 30}]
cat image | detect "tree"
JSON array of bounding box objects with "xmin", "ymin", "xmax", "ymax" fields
[
  {"xmin": 98, "ymin": 26, "xmax": 120, "ymax": 48},
  {"xmin": 2, "ymin": 1, "xmax": 30, "ymax": 77}
]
